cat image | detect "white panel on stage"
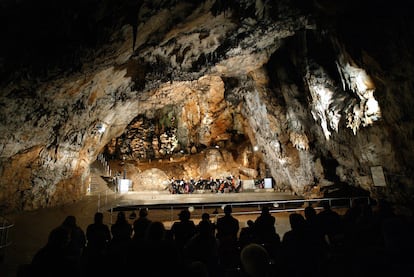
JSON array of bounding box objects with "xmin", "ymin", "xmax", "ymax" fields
[
  {"xmin": 243, "ymin": 179, "xmax": 255, "ymax": 190},
  {"xmin": 264, "ymin": 178, "xmax": 272, "ymax": 189},
  {"xmin": 118, "ymin": 179, "xmax": 132, "ymax": 193}
]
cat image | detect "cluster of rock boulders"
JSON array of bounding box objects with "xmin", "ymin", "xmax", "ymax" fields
[{"xmin": 106, "ymin": 115, "xmax": 179, "ymax": 161}]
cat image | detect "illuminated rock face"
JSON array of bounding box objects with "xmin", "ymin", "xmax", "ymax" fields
[{"xmin": 0, "ymin": 0, "xmax": 413, "ymax": 211}]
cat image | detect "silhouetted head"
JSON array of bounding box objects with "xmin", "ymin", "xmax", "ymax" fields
[
  {"xmin": 62, "ymin": 215, "xmax": 77, "ymax": 228},
  {"xmin": 304, "ymin": 206, "xmax": 316, "ymax": 220},
  {"xmin": 94, "ymin": 212, "xmax": 104, "ymax": 224},
  {"xmin": 289, "ymin": 213, "xmax": 306, "ymax": 230},
  {"xmin": 146, "ymin": 221, "xmax": 165, "ymax": 241},
  {"xmin": 198, "ymin": 220, "xmax": 213, "ymax": 237},
  {"xmin": 224, "ymin": 205, "xmax": 232, "ymax": 215},
  {"xmin": 247, "ymin": 219, "xmax": 254, "ymax": 227},
  {"xmin": 178, "ymin": 209, "xmax": 191, "ymax": 221},
  {"xmin": 240, "ymin": 243, "xmax": 271, "ymax": 277},
  {"xmin": 139, "ymin": 208, "xmax": 148, "ymax": 218},
  {"xmin": 261, "ymin": 206, "xmax": 270, "ymax": 215},
  {"xmin": 47, "ymin": 227, "xmax": 70, "ymax": 249},
  {"xmin": 201, "ymin": 212, "xmax": 210, "ymax": 221},
  {"xmin": 116, "ymin": 211, "xmax": 127, "ymax": 223}
]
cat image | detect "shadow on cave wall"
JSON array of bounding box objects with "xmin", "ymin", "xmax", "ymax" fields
[{"xmin": 320, "ymin": 152, "xmax": 369, "ymax": 198}]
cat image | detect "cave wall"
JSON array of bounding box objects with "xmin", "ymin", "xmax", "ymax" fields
[
  {"xmin": 1, "ymin": 0, "xmax": 413, "ymax": 212},
  {"xmin": 105, "ymin": 75, "xmax": 247, "ymax": 161}
]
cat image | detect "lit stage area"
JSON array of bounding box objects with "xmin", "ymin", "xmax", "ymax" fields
[
  {"xmin": 100, "ymin": 190, "xmax": 304, "ymax": 226},
  {"xmin": 96, "ymin": 188, "xmax": 366, "ymax": 225},
  {"xmin": 104, "ymin": 190, "xmax": 300, "ymax": 213},
  {"xmin": 90, "ymin": 159, "xmax": 305, "ymax": 216},
  {"xmin": 90, "ymin": 160, "xmax": 368, "ymax": 224}
]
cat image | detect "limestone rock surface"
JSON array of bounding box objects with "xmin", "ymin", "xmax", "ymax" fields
[{"xmin": 1, "ymin": 0, "xmax": 413, "ymax": 212}]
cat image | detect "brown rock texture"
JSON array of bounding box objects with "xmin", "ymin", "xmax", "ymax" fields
[{"xmin": 1, "ymin": 0, "xmax": 413, "ymax": 212}]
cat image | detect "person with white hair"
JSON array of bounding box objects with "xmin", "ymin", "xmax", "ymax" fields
[{"xmin": 240, "ymin": 243, "xmax": 272, "ymax": 277}]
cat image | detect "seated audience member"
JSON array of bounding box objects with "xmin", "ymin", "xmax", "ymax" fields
[
  {"xmin": 184, "ymin": 220, "xmax": 219, "ymax": 276},
  {"xmin": 304, "ymin": 206, "xmax": 328, "ymax": 263},
  {"xmin": 133, "ymin": 208, "xmax": 152, "ymax": 241},
  {"xmin": 60, "ymin": 215, "xmax": 86, "ymax": 275},
  {"xmin": 282, "ymin": 212, "xmax": 318, "ymax": 276},
  {"xmin": 84, "ymin": 212, "xmax": 111, "ymax": 275},
  {"xmin": 86, "ymin": 212, "xmax": 111, "ymax": 253},
  {"xmin": 216, "ymin": 205, "xmax": 240, "ymax": 270},
  {"xmin": 317, "ymin": 201, "xmax": 343, "ymax": 246},
  {"xmin": 240, "ymin": 243, "xmax": 272, "ymax": 277},
  {"xmin": 136, "ymin": 221, "xmax": 183, "ymax": 277},
  {"xmin": 198, "ymin": 212, "xmax": 216, "ymax": 236},
  {"xmin": 239, "ymin": 220, "xmax": 255, "ymax": 250},
  {"xmin": 253, "ymin": 206, "xmax": 280, "ymax": 259},
  {"xmin": 31, "ymin": 226, "xmax": 74, "ymax": 277},
  {"xmin": 170, "ymin": 209, "xmax": 196, "ymax": 252},
  {"xmin": 111, "ymin": 211, "xmax": 132, "ymax": 242},
  {"xmin": 61, "ymin": 215, "xmax": 86, "ymax": 258},
  {"xmin": 108, "ymin": 211, "xmax": 132, "ymax": 274}
]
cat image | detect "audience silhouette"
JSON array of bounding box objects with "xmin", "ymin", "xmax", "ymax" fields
[
  {"xmin": 136, "ymin": 221, "xmax": 182, "ymax": 277},
  {"xmin": 30, "ymin": 226, "xmax": 73, "ymax": 277},
  {"xmin": 132, "ymin": 208, "xmax": 152, "ymax": 241},
  {"xmin": 184, "ymin": 219, "xmax": 219, "ymax": 276},
  {"xmin": 60, "ymin": 215, "xmax": 86, "ymax": 275},
  {"xmin": 86, "ymin": 212, "xmax": 111, "ymax": 252},
  {"xmin": 240, "ymin": 243, "xmax": 273, "ymax": 277},
  {"xmin": 107, "ymin": 211, "xmax": 132, "ymax": 275},
  {"xmin": 198, "ymin": 212, "xmax": 216, "ymax": 236},
  {"xmin": 61, "ymin": 215, "xmax": 86, "ymax": 257},
  {"xmin": 282, "ymin": 212, "xmax": 316, "ymax": 276},
  {"xmin": 317, "ymin": 201, "xmax": 343, "ymax": 246},
  {"xmin": 170, "ymin": 208, "xmax": 197, "ymax": 254},
  {"xmin": 23, "ymin": 198, "xmax": 414, "ymax": 277},
  {"xmin": 25, "ymin": 216, "xmax": 86, "ymax": 277},
  {"xmin": 216, "ymin": 205, "xmax": 240, "ymax": 273},
  {"xmin": 84, "ymin": 212, "xmax": 111, "ymax": 276},
  {"xmin": 111, "ymin": 211, "xmax": 132, "ymax": 242},
  {"xmin": 238, "ymin": 219, "xmax": 255, "ymax": 250},
  {"xmin": 252, "ymin": 206, "xmax": 280, "ymax": 260}
]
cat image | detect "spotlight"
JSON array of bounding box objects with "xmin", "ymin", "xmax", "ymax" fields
[
  {"xmin": 273, "ymin": 202, "xmax": 279, "ymax": 208},
  {"xmin": 188, "ymin": 206, "xmax": 195, "ymax": 212},
  {"xmin": 253, "ymin": 145, "xmax": 259, "ymax": 152}
]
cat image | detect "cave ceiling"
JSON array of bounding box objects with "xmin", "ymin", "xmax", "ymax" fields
[{"xmin": 1, "ymin": 0, "xmax": 413, "ymax": 211}]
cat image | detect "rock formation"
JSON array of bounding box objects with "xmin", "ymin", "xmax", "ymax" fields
[{"xmin": 1, "ymin": 0, "xmax": 413, "ymax": 212}]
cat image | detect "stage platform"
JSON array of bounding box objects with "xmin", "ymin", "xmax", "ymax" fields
[{"xmin": 102, "ymin": 190, "xmax": 302, "ymax": 211}]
